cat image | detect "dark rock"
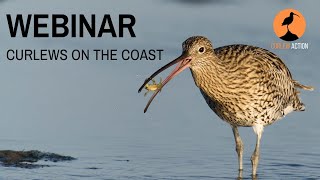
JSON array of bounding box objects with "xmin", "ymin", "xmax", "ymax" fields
[
  {"xmin": 0, "ymin": 150, "xmax": 76, "ymax": 168},
  {"xmin": 280, "ymin": 30, "xmax": 299, "ymax": 41}
]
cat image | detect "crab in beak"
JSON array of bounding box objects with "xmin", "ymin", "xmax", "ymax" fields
[{"xmin": 138, "ymin": 53, "xmax": 192, "ymax": 113}]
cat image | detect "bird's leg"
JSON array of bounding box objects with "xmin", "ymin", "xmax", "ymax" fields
[
  {"xmin": 232, "ymin": 126, "xmax": 244, "ymax": 177},
  {"xmin": 251, "ymin": 125, "xmax": 264, "ymax": 178}
]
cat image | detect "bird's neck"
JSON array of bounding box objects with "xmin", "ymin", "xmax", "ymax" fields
[{"xmin": 190, "ymin": 55, "xmax": 227, "ymax": 96}]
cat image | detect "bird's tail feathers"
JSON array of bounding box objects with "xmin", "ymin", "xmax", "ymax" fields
[{"xmin": 293, "ymin": 80, "xmax": 314, "ymax": 91}]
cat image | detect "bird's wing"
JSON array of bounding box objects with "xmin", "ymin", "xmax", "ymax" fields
[
  {"xmin": 251, "ymin": 47, "xmax": 308, "ymax": 111},
  {"xmin": 215, "ymin": 45, "xmax": 293, "ymax": 80},
  {"xmin": 253, "ymin": 47, "xmax": 293, "ymax": 80},
  {"xmin": 282, "ymin": 17, "xmax": 290, "ymax": 26},
  {"xmin": 214, "ymin": 44, "xmax": 312, "ymax": 94},
  {"xmin": 253, "ymin": 48, "xmax": 313, "ymax": 91},
  {"xmin": 215, "ymin": 45, "xmax": 301, "ymax": 112}
]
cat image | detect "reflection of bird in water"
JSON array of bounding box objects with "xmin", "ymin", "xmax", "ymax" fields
[
  {"xmin": 282, "ymin": 12, "xmax": 299, "ymax": 31},
  {"xmin": 138, "ymin": 36, "xmax": 313, "ymax": 178}
]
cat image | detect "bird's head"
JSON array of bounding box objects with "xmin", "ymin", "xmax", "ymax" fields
[
  {"xmin": 182, "ymin": 36, "xmax": 215, "ymax": 68},
  {"xmin": 290, "ymin": 12, "xmax": 300, "ymax": 17},
  {"xmin": 138, "ymin": 36, "xmax": 215, "ymax": 112}
]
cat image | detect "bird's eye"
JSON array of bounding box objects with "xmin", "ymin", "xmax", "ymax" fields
[{"xmin": 199, "ymin": 47, "xmax": 205, "ymax": 53}]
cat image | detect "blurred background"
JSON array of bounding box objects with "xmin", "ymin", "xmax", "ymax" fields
[{"xmin": 0, "ymin": 0, "xmax": 319, "ymax": 179}]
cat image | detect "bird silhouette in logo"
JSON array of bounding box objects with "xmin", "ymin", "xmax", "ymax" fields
[{"xmin": 280, "ymin": 12, "xmax": 300, "ymax": 41}]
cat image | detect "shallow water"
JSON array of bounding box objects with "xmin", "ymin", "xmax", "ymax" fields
[{"xmin": 0, "ymin": 0, "xmax": 319, "ymax": 179}]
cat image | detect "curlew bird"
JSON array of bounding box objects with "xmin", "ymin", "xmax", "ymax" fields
[
  {"xmin": 138, "ymin": 36, "xmax": 314, "ymax": 177},
  {"xmin": 282, "ymin": 12, "xmax": 300, "ymax": 31}
]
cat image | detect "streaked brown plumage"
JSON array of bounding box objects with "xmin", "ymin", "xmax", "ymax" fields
[{"xmin": 138, "ymin": 36, "xmax": 313, "ymax": 177}]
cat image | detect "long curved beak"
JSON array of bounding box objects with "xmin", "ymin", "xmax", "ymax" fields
[
  {"xmin": 293, "ymin": 13, "xmax": 300, "ymax": 17},
  {"xmin": 138, "ymin": 53, "xmax": 192, "ymax": 113}
]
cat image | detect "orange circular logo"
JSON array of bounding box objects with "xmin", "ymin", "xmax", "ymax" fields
[{"xmin": 273, "ymin": 9, "xmax": 306, "ymax": 41}]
